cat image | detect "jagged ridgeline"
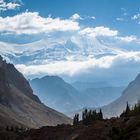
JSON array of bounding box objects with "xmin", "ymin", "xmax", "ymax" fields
[{"xmin": 0, "ymin": 56, "xmax": 71, "ymax": 129}]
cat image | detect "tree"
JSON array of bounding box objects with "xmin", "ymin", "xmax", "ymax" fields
[
  {"xmin": 120, "ymin": 102, "xmax": 130, "ymax": 117},
  {"xmin": 10, "ymin": 126, "xmax": 14, "ymax": 131},
  {"xmin": 98, "ymin": 109, "xmax": 103, "ymax": 120},
  {"xmin": 125, "ymin": 102, "xmax": 130, "ymax": 115},
  {"xmin": 73, "ymin": 114, "xmax": 79, "ymax": 125},
  {"xmin": 82, "ymin": 108, "xmax": 88, "ymax": 125},
  {"xmin": 6, "ymin": 126, "xmax": 9, "ymax": 131},
  {"xmin": 82, "ymin": 108, "xmax": 103, "ymax": 125},
  {"xmin": 0, "ymin": 55, "xmax": 3, "ymax": 61},
  {"xmin": 92, "ymin": 110, "xmax": 97, "ymax": 120}
]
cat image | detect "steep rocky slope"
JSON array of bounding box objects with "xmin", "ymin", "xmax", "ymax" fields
[
  {"xmin": 0, "ymin": 56, "xmax": 71, "ymax": 128},
  {"xmin": 102, "ymin": 73, "xmax": 140, "ymax": 118}
]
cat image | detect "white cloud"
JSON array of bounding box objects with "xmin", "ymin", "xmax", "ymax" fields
[
  {"xmin": 0, "ymin": 12, "xmax": 97, "ymax": 36},
  {"xmin": 15, "ymin": 52, "xmax": 140, "ymax": 80},
  {"xmin": 79, "ymin": 26, "xmax": 118, "ymax": 38},
  {"xmin": 90, "ymin": 16, "xmax": 96, "ymax": 20},
  {"xmin": 84, "ymin": 15, "xmax": 96, "ymax": 20},
  {"xmin": 15, "ymin": 57, "xmax": 114, "ymax": 76},
  {"xmin": 116, "ymin": 18, "xmax": 124, "ymax": 21},
  {"xmin": 0, "ymin": 12, "xmax": 80, "ymax": 34},
  {"xmin": 131, "ymin": 13, "xmax": 140, "ymax": 20},
  {"xmin": 70, "ymin": 13, "xmax": 83, "ymax": 21},
  {"xmin": 70, "ymin": 14, "xmax": 96, "ymax": 21},
  {"xmin": 117, "ymin": 36, "xmax": 137, "ymax": 43},
  {"xmin": 0, "ymin": 0, "xmax": 21, "ymax": 11}
]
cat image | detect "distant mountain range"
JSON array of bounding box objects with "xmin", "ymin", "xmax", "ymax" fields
[
  {"xmin": 80, "ymin": 86, "xmax": 125, "ymax": 107},
  {"xmin": 30, "ymin": 75, "xmax": 125, "ymax": 114},
  {"xmin": 69, "ymin": 72, "xmax": 140, "ymax": 118},
  {"xmin": 72, "ymin": 81, "xmax": 125, "ymax": 107},
  {"xmin": 30, "ymin": 76, "xmax": 84, "ymax": 113},
  {"xmin": 0, "ymin": 37, "xmax": 124, "ymax": 65},
  {"xmin": 0, "ymin": 56, "xmax": 71, "ymax": 128},
  {"xmin": 72, "ymin": 81, "xmax": 113, "ymax": 91}
]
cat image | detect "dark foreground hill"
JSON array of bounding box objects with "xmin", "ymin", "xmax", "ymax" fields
[
  {"xmin": 0, "ymin": 56, "xmax": 71, "ymax": 128},
  {"xmin": 1, "ymin": 101, "xmax": 140, "ymax": 140},
  {"xmin": 0, "ymin": 115, "xmax": 139, "ymax": 140}
]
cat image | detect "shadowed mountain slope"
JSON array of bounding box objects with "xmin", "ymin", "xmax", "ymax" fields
[
  {"xmin": 0, "ymin": 56, "xmax": 71, "ymax": 128},
  {"xmin": 102, "ymin": 73, "xmax": 140, "ymax": 118}
]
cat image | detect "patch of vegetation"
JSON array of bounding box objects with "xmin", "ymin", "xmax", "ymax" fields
[{"xmin": 73, "ymin": 108, "xmax": 103, "ymax": 125}]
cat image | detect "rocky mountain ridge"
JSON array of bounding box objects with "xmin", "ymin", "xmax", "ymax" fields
[{"xmin": 0, "ymin": 56, "xmax": 71, "ymax": 128}]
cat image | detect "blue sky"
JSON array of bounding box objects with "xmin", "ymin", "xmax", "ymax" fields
[
  {"xmin": 1, "ymin": 0, "xmax": 140, "ymax": 39},
  {"xmin": 1, "ymin": 0, "xmax": 140, "ymax": 85},
  {"xmin": 0, "ymin": 0, "xmax": 138, "ymax": 45},
  {"xmin": 1, "ymin": 0, "xmax": 140, "ymax": 36}
]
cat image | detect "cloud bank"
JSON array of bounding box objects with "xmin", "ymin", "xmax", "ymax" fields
[
  {"xmin": 0, "ymin": 0, "xmax": 21, "ymax": 11},
  {"xmin": 79, "ymin": 27, "xmax": 118, "ymax": 37},
  {"xmin": 0, "ymin": 12, "xmax": 80, "ymax": 35},
  {"xmin": 15, "ymin": 51, "xmax": 140, "ymax": 85}
]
